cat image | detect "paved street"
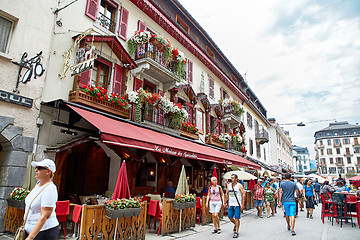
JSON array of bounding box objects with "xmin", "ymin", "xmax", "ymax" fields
[{"xmin": 1, "ymin": 206, "xmax": 359, "ymax": 240}]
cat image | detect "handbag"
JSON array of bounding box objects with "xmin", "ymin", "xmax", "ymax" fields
[{"xmin": 14, "ymin": 183, "xmax": 51, "ymax": 240}]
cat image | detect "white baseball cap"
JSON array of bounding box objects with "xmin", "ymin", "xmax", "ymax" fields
[{"xmin": 31, "ymin": 159, "xmax": 56, "ymax": 173}]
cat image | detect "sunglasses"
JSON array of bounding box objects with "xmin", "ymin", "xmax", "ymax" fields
[{"xmin": 35, "ymin": 166, "xmax": 48, "ymax": 171}]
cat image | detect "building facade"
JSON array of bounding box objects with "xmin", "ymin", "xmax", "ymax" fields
[
  {"xmin": 292, "ymin": 145, "xmax": 310, "ymax": 173},
  {"xmin": 314, "ymin": 121, "xmax": 360, "ymax": 178},
  {"xmin": 268, "ymin": 118, "xmax": 294, "ymax": 172}
]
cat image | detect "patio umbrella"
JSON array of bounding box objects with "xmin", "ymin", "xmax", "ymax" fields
[
  {"xmin": 112, "ymin": 160, "xmax": 131, "ymax": 200},
  {"xmin": 175, "ymin": 165, "xmax": 189, "ymax": 195},
  {"xmin": 23, "ymin": 153, "xmax": 37, "ymax": 190},
  {"xmin": 308, "ymin": 173, "xmax": 326, "ymax": 183},
  {"xmin": 212, "ymin": 167, "xmax": 218, "ymax": 181},
  {"xmin": 348, "ymin": 175, "xmax": 360, "ymax": 181},
  {"xmin": 222, "ymin": 170, "xmax": 257, "ymax": 181}
]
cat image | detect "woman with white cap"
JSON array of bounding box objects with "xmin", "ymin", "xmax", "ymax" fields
[{"xmin": 25, "ymin": 159, "xmax": 59, "ymax": 240}]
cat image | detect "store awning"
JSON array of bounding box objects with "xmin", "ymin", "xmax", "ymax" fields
[{"xmin": 67, "ymin": 105, "xmax": 260, "ymax": 170}]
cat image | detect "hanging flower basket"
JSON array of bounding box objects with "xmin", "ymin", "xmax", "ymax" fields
[
  {"xmin": 7, "ymin": 199, "xmax": 25, "ymax": 210},
  {"xmin": 173, "ymin": 201, "xmax": 196, "ymax": 210},
  {"xmin": 105, "ymin": 207, "xmax": 143, "ymax": 219}
]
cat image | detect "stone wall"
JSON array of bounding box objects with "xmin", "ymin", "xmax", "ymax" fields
[{"xmin": 0, "ymin": 115, "xmax": 33, "ymax": 232}]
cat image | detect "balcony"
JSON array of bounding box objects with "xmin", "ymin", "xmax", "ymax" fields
[
  {"xmin": 255, "ymin": 127, "xmax": 269, "ymax": 144},
  {"xmin": 319, "ymin": 162, "xmax": 327, "ymax": 167},
  {"xmin": 97, "ymin": 12, "xmax": 115, "ymax": 33},
  {"xmin": 335, "ymin": 162, "xmax": 344, "ymax": 166},
  {"xmin": 225, "ymin": 141, "xmax": 246, "ymax": 156},
  {"xmin": 333, "ymin": 142, "xmax": 342, "ymax": 148},
  {"xmin": 205, "ymin": 137, "xmax": 225, "ymax": 149},
  {"xmin": 221, "ymin": 105, "xmax": 242, "ymax": 128},
  {"xmin": 133, "ymin": 43, "xmax": 185, "ymax": 84},
  {"xmin": 344, "ymin": 152, "xmax": 353, "ymax": 157},
  {"xmin": 68, "ymin": 90, "xmax": 130, "ymax": 119}
]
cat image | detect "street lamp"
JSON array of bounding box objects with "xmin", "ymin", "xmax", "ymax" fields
[{"xmin": 297, "ymin": 122, "xmax": 305, "ymax": 127}]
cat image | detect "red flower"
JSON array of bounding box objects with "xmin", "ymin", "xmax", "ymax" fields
[
  {"xmin": 97, "ymin": 92, "xmax": 101, "ymax": 97},
  {"xmin": 82, "ymin": 85, "xmax": 87, "ymax": 89},
  {"xmin": 90, "ymin": 88, "xmax": 94, "ymax": 91},
  {"xmin": 99, "ymin": 96, "xmax": 104, "ymax": 101}
]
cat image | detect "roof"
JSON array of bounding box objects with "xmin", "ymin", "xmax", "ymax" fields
[
  {"xmin": 316, "ymin": 121, "xmax": 360, "ymax": 132},
  {"xmin": 292, "ymin": 145, "xmax": 309, "ymax": 154},
  {"xmin": 314, "ymin": 121, "xmax": 360, "ymax": 140}
]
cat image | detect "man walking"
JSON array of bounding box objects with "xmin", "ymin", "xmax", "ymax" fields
[
  {"xmin": 252, "ymin": 178, "xmax": 265, "ymax": 218},
  {"xmin": 279, "ymin": 173, "xmax": 299, "ymax": 236},
  {"xmin": 314, "ymin": 179, "xmax": 321, "ymax": 203},
  {"xmin": 225, "ymin": 174, "xmax": 245, "ymax": 238}
]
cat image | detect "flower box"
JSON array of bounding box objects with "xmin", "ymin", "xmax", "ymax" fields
[
  {"xmin": 173, "ymin": 201, "xmax": 196, "ymax": 210},
  {"xmin": 7, "ymin": 199, "xmax": 25, "ymax": 210},
  {"xmin": 105, "ymin": 207, "xmax": 143, "ymax": 219},
  {"xmin": 206, "ymin": 137, "xmax": 225, "ymax": 149},
  {"xmin": 69, "ymin": 90, "xmax": 131, "ymax": 119},
  {"xmin": 179, "ymin": 130, "xmax": 199, "ymax": 140}
]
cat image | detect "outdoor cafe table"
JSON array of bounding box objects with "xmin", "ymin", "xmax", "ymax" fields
[{"xmin": 332, "ymin": 192, "xmax": 359, "ymax": 227}]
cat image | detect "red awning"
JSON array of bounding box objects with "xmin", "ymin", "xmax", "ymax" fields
[{"xmin": 67, "ymin": 105, "xmax": 260, "ymax": 169}]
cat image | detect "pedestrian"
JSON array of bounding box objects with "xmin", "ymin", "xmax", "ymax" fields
[
  {"xmin": 165, "ymin": 181, "xmax": 176, "ymax": 198},
  {"xmin": 279, "ymin": 173, "xmax": 299, "ymax": 236},
  {"xmin": 225, "ymin": 174, "xmax": 245, "ymax": 238},
  {"xmin": 25, "ymin": 159, "xmax": 59, "ymax": 240},
  {"xmin": 314, "ymin": 179, "xmax": 321, "ymax": 203},
  {"xmin": 269, "ymin": 179, "xmax": 278, "ymax": 213},
  {"xmin": 252, "ymin": 178, "xmax": 265, "ymax": 218},
  {"xmin": 206, "ymin": 176, "xmax": 225, "ymax": 234},
  {"xmin": 302, "ymin": 179, "xmax": 317, "ymax": 219},
  {"xmin": 264, "ymin": 181, "xmax": 276, "ymax": 218},
  {"xmin": 296, "ymin": 179, "xmax": 304, "ymax": 212}
]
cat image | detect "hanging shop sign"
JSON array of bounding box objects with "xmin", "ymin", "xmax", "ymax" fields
[
  {"xmin": 0, "ymin": 90, "xmax": 33, "ymax": 108},
  {"xmin": 11, "ymin": 51, "xmax": 45, "ymax": 93},
  {"xmin": 59, "ymin": 28, "xmax": 96, "ymax": 79}
]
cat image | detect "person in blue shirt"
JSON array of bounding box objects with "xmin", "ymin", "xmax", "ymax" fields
[
  {"xmin": 302, "ymin": 179, "xmax": 317, "ymax": 219},
  {"xmin": 165, "ymin": 181, "xmax": 175, "ymax": 198},
  {"xmin": 314, "ymin": 180, "xmax": 321, "ymax": 204}
]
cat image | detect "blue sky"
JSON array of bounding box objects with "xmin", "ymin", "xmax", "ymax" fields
[{"xmin": 178, "ymin": 0, "xmax": 360, "ymax": 158}]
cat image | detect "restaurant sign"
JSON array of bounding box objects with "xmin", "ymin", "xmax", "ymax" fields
[
  {"xmin": 0, "ymin": 90, "xmax": 33, "ymax": 108},
  {"xmin": 154, "ymin": 145, "xmax": 198, "ymax": 159}
]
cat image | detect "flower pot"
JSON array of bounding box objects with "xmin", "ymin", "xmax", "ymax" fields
[
  {"xmin": 173, "ymin": 201, "xmax": 196, "ymax": 210},
  {"xmin": 105, "ymin": 207, "xmax": 143, "ymax": 219},
  {"xmin": 205, "ymin": 137, "xmax": 225, "ymax": 149},
  {"xmin": 179, "ymin": 130, "xmax": 199, "ymax": 140},
  {"xmin": 7, "ymin": 199, "xmax": 25, "ymax": 209}
]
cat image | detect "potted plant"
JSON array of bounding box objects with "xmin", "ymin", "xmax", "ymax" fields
[
  {"xmin": 171, "ymin": 48, "xmax": 186, "ymax": 80},
  {"xmin": 173, "ymin": 194, "xmax": 196, "ymax": 209},
  {"xmin": 7, "ymin": 187, "xmax": 30, "ymax": 209},
  {"xmin": 127, "ymin": 30, "xmax": 152, "ymax": 56},
  {"xmin": 105, "ymin": 197, "xmax": 142, "ymax": 219}
]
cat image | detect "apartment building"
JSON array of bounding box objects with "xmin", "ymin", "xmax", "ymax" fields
[{"xmin": 293, "ymin": 145, "xmax": 310, "ymax": 173}]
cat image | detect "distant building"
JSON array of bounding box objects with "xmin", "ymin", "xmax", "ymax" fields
[
  {"xmin": 314, "ymin": 121, "xmax": 360, "ymax": 178},
  {"xmin": 268, "ymin": 118, "xmax": 294, "ymax": 172},
  {"xmin": 293, "ymin": 145, "xmax": 310, "ymax": 173}
]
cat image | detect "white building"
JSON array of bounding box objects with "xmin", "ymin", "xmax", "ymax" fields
[
  {"xmin": 314, "ymin": 121, "xmax": 360, "ymax": 178},
  {"xmin": 292, "ymin": 145, "xmax": 310, "ymax": 173}
]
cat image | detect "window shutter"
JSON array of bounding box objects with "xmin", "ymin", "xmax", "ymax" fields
[
  {"xmin": 78, "ymin": 70, "xmax": 91, "ymax": 87},
  {"xmin": 188, "ymin": 60, "xmax": 193, "ymax": 83},
  {"xmin": 209, "ymin": 77, "xmax": 214, "ymax": 98},
  {"xmin": 133, "ymin": 77, "xmax": 143, "ymax": 91},
  {"xmin": 158, "ymin": 90, "xmax": 165, "ymax": 125},
  {"xmin": 112, "ymin": 64, "xmax": 123, "ymax": 95},
  {"xmin": 186, "ymin": 102, "xmax": 193, "ymax": 123},
  {"xmin": 220, "ymin": 87, "xmax": 223, "ymax": 99},
  {"xmin": 85, "ymin": 0, "xmax": 99, "ymax": 21},
  {"xmin": 118, "ymin": 7, "xmax": 129, "ymax": 40},
  {"xmin": 137, "ymin": 20, "xmax": 147, "ymax": 31},
  {"xmin": 206, "ymin": 113, "xmax": 211, "ymax": 134}
]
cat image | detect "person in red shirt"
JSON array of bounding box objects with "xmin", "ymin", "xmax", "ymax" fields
[{"xmin": 252, "ymin": 178, "xmax": 265, "ymax": 218}]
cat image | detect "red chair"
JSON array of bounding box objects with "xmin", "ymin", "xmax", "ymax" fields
[
  {"xmin": 142, "ymin": 196, "xmax": 150, "ymax": 202},
  {"xmin": 346, "ymin": 195, "xmax": 360, "ymax": 228},
  {"xmin": 320, "ymin": 194, "xmax": 333, "ymax": 223},
  {"xmin": 56, "ymin": 200, "xmax": 70, "ymax": 240},
  {"xmin": 196, "ymin": 197, "xmax": 202, "ymax": 225},
  {"xmin": 148, "ymin": 200, "xmax": 162, "ymax": 235},
  {"xmin": 164, "ymin": 192, "xmax": 170, "ymax": 198},
  {"xmin": 71, "ymin": 204, "xmax": 82, "ymax": 237}
]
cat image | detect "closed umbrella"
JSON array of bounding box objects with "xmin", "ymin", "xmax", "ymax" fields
[
  {"xmin": 175, "ymin": 165, "xmax": 189, "ymax": 195},
  {"xmin": 212, "ymin": 167, "xmax": 218, "ymax": 181},
  {"xmin": 222, "ymin": 170, "xmax": 257, "ymax": 181},
  {"xmin": 112, "ymin": 160, "xmax": 131, "ymax": 200},
  {"xmin": 248, "ymin": 179, "xmax": 256, "ymax": 190}
]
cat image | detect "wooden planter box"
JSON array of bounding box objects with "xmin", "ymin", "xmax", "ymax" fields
[
  {"xmin": 173, "ymin": 201, "xmax": 196, "ymax": 210},
  {"xmin": 205, "ymin": 137, "xmax": 225, "ymax": 149},
  {"xmin": 7, "ymin": 199, "xmax": 25, "ymax": 210},
  {"xmin": 105, "ymin": 207, "xmax": 143, "ymax": 219},
  {"xmin": 69, "ymin": 90, "xmax": 131, "ymax": 119},
  {"xmin": 179, "ymin": 130, "xmax": 199, "ymax": 140}
]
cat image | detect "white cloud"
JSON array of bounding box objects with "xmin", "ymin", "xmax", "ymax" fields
[{"xmin": 179, "ymin": 0, "xmax": 360, "ymax": 158}]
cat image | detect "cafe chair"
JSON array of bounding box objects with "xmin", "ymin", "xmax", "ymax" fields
[
  {"xmin": 56, "ymin": 200, "xmax": 70, "ymax": 239},
  {"xmin": 196, "ymin": 197, "xmax": 202, "ymax": 225},
  {"xmin": 346, "ymin": 195, "xmax": 359, "ymax": 228},
  {"xmin": 71, "ymin": 204, "xmax": 82, "ymax": 238},
  {"xmin": 331, "ymin": 193, "xmax": 353, "ymax": 228},
  {"xmin": 320, "ymin": 194, "xmax": 333, "ymax": 224},
  {"xmin": 148, "ymin": 200, "xmax": 162, "ymax": 235},
  {"xmin": 164, "ymin": 192, "xmax": 170, "ymax": 198},
  {"xmin": 142, "ymin": 196, "xmax": 150, "ymax": 203}
]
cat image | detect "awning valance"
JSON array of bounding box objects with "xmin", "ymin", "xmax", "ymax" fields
[{"xmin": 67, "ymin": 104, "xmax": 260, "ymax": 170}]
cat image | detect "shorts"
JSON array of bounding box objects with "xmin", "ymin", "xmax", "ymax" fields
[
  {"xmin": 254, "ymin": 199, "xmax": 264, "ymax": 207},
  {"xmin": 209, "ymin": 201, "xmax": 222, "ymax": 213},
  {"xmin": 283, "ymin": 202, "xmax": 296, "ymax": 216},
  {"xmin": 306, "ymin": 196, "xmax": 315, "ymax": 209},
  {"xmin": 26, "ymin": 225, "xmax": 59, "ymax": 240},
  {"xmin": 228, "ymin": 206, "xmax": 241, "ymax": 219}
]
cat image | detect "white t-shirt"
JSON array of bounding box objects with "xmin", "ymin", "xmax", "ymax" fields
[
  {"xmin": 24, "ymin": 182, "xmax": 59, "ymax": 233},
  {"xmin": 295, "ymin": 182, "xmax": 303, "ymax": 197},
  {"xmin": 228, "ymin": 183, "xmax": 242, "ymax": 207}
]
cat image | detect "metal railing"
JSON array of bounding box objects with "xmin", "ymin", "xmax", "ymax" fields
[
  {"xmin": 255, "ymin": 127, "xmax": 269, "ymax": 141},
  {"xmin": 97, "ymin": 12, "xmax": 115, "ymax": 32}
]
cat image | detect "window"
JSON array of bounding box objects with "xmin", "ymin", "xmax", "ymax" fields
[
  {"xmin": 247, "ymin": 112, "xmax": 253, "ymax": 128},
  {"xmin": 264, "ymin": 148, "xmax": 266, "ymax": 161},
  {"xmin": 326, "ymin": 149, "xmax": 332, "ymax": 155},
  {"xmin": 256, "ymin": 144, "xmax": 261, "ymax": 158},
  {"xmin": 322, "ymin": 167, "xmax": 327, "ymax": 174},
  {"xmin": 304, "ymin": 166, "xmax": 307, "ymax": 170},
  {"xmin": 345, "ymin": 148, "xmax": 350, "ymax": 155},
  {"xmin": 329, "ymin": 157, "xmax": 334, "ymax": 164},
  {"xmin": 336, "ymin": 157, "xmax": 343, "ymax": 164},
  {"xmin": 320, "ymin": 149, "xmax": 324, "ymax": 155},
  {"xmin": 90, "ymin": 60, "xmax": 110, "ymax": 89},
  {"xmin": 249, "ymin": 139, "xmax": 253, "ymax": 155},
  {"xmin": 334, "ymin": 139, "xmax": 341, "ymax": 145},
  {"xmin": 196, "ymin": 109, "xmax": 204, "ymax": 134},
  {"xmin": 336, "ymin": 148, "xmax": 341, "ymax": 154},
  {"xmin": 97, "ymin": 0, "xmax": 118, "ymax": 32},
  {"xmin": 343, "ymin": 138, "xmax": 350, "ymax": 144},
  {"xmin": 0, "ymin": 15, "xmax": 13, "ymax": 53},
  {"xmin": 347, "ymin": 167, "xmax": 354, "ymax": 173},
  {"xmin": 355, "ymin": 147, "xmax": 360, "ymax": 153},
  {"xmin": 354, "ymin": 137, "xmax": 359, "ymax": 145},
  {"xmin": 337, "ymin": 167, "xmax": 345, "ymax": 174},
  {"xmin": 200, "ymin": 72, "xmax": 205, "ymax": 93},
  {"xmin": 327, "ymin": 140, "xmax": 331, "ymax": 145},
  {"xmin": 187, "ymin": 60, "xmax": 193, "ymax": 83},
  {"xmin": 209, "ymin": 77, "xmax": 214, "ymax": 98},
  {"xmin": 347, "ymin": 157, "xmax": 351, "ymax": 164},
  {"xmin": 176, "ymin": 15, "xmax": 189, "ymax": 33},
  {"xmin": 206, "ymin": 46, "xmax": 215, "ymax": 59},
  {"xmin": 319, "ymin": 140, "xmax": 323, "ymax": 145},
  {"xmin": 329, "ymin": 167, "xmax": 336, "ymax": 174}
]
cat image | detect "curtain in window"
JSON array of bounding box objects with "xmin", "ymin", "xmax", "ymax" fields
[{"xmin": 0, "ymin": 16, "xmax": 12, "ymax": 53}]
